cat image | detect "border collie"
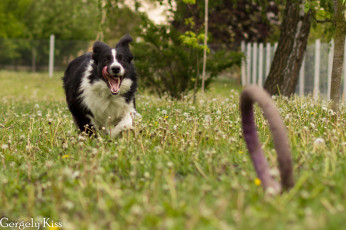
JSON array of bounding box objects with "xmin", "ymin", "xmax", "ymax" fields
[{"xmin": 63, "ymin": 34, "xmax": 137, "ymax": 137}]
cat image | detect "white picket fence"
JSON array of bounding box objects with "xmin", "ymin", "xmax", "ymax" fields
[{"xmin": 241, "ymin": 38, "xmax": 346, "ymax": 103}]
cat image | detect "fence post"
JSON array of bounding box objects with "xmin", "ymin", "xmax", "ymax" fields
[
  {"xmin": 299, "ymin": 56, "xmax": 305, "ymax": 96},
  {"xmin": 241, "ymin": 41, "xmax": 246, "ymax": 86},
  {"xmin": 327, "ymin": 39, "xmax": 334, "ymax": 100},
  {"xmin": 252, "ymin": 42, "xmax": 257, "ymax": 84},
  {"xmin": 265, "ymin": 43, "xmax": 271, "ymax": 79},
  {"xmin": 32, "ymin": 47, "xmax": 36, "ymax": 72},
  {"xmin": 314, "ymin": 39, "xmax": 320, "ymax": 101},
  {"xmin": 49, "ymin": 34, "xmax": 55, "ymax": 78},
  {"xmin": 274, "ymin": 42, "xmax": 278, "ymax": 52},
  {"xmin": 258, "ymin": 43, "xmax": 263, "ymax": 87},
  {"xmin": 344, "ymin": 37, "xmax": 346, "ymax": 103},
  {"xmin": 246, "ymin": 43, "xmax": 251, "ymax": 85}
]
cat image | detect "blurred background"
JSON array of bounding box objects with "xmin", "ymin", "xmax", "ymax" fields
[{"xmin": 0, "ymin": 0, "xmax": 344, "ymax": 100}]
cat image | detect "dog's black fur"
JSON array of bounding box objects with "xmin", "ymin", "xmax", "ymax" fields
[{"xmin": 63, "ymin": 34, "xmax": 137, "ymax": 136}]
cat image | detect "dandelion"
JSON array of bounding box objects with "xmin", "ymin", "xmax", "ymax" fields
[
  {"xmin": 254, "ymin": 178, "xmax": 261, "ymax": 186},
  {"xmin": 238, "ymin": 150, "xmax": 243, "ymax": 154},
  {"xmin": 62, "ymin": 155, "xmax": 70, "ymax": 159},
  {"xmin": 161, "ymin": 110, "xmax": 167, "ymax": 115},
  {"xmin": 167, "ymin": 162, "xmax": 174, "ymax": 168},
  {"xmin": 164, "ymin": 116, "xmax": 168, "ymax": 119},
  {"xmin": 34, "ymin": 104, "xmax": 40, "ymax": 109},
  {"xmin": 144, "ymin": 172, "xmax": 150, "ymax": 179},
  {"xmin": 45, "ymin": 160, "xmax": 53, "ymax": 168},
  {"xmin": 78, "ymin": 135, "xmax": 85, "ymax": 141},
  {"xmin": 204, "ymin": 115, "xmax": 212, "ymax": 123},
  {"xmin": 1, "ymin": 144, "xmax": 9, "ymax": 150},
  {"xmin": 314, "ymin": 138, "xmax": 325, "ymax": 148},
  {"xmin": 20, "ymin": 135, "xmax": 25, "ymax": 141},
  {"xmin": 37, "ymin": 110, "xmax": 42, "ymax": 117}
]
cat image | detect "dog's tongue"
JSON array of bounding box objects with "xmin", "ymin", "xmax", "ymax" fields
[
  {"xmin": 102, "ymin": 66, "xmax": 108, "ymax": 77},
  {"xmin": 102, "ymin": 66, "xmax": 121, "ymax": 95},
  {"xmin": 108, "ymin": 78, "xmax": 121, "ymax": 95}
]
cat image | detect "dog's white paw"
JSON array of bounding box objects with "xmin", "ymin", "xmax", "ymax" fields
[{"xmin": 110, "ymin": 113, "xmax": 133, "ymax": 137}]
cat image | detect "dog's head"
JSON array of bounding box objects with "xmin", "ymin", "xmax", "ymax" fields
[{"xmin": 92, "ymin": 34, "xmax": 134, "ymax": 95}]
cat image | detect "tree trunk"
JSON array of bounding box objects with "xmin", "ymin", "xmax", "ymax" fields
[
  {"xmin": 330, "ymin": 0, "xmax": 346, "ymax": 112},
  {"xmin": 264, "ymin": 0, "xmax": 311, "ymax": 96}
]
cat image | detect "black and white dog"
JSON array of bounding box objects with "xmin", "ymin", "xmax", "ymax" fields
[{"xmin": 63, "ymin": 34, "xmax": 138, "ymax": 137}]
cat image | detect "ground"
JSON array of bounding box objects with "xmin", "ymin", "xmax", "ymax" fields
[{"xmin": 0, "ymin": 71, "xmax": 345, "ymax": 230}]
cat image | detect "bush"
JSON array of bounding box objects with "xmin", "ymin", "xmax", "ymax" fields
[{"xmin": 133, "ymin": 18, "xmax": 242, "ymax": 99}]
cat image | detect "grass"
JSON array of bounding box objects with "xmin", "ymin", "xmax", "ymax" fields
[{"xmin": 0, "ymin": 71, "xmax": 345, "ymax": 230}]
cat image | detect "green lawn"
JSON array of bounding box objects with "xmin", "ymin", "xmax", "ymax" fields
[{"xmin": 0, "ymin": 71, "xmax": 345, "ymax": 230}]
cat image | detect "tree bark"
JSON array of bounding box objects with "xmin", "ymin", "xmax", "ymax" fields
[
  {"xmin": 330, "ymin": 0, "xmax": 346, "ymax": 112},
  {"xmin": 264, "ymin": 0, "xmax": 311, "ymax": 96}
]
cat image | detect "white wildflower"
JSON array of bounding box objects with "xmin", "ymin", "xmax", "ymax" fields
[
  {"xmin": 1, "ymin": 144, "xmax": 9, "ymax": 150},
  {"xmin": 78, "ymin": 135, "xmax": 85, "ymax": 141},
  {"xmin": 161, "ymin": 110, "xmax": 167, "ymax": 115},
  {"xmin": 34, "ymin": 104, "xmax": 40, "ymax": 109},
  {"xmin": 167, "ymin": 162, "xmax": 174, "ymax": 168},
  {"xmin": 204, "ymin": 115, "xmax": 212, "ymax": 123},
  {"xmin": 144, "ymin": 172, "xmax": 150, "ymax": 179},
  {"xmin": 314, "ymin": 138, "xmax": 325, "ymax": 148}
]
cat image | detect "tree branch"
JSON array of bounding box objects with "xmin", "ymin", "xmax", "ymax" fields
[{"xmin": 308, "ymin": 9, "xmax": 335, "ymax": 24}]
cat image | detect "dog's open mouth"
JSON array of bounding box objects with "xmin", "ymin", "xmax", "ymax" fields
[{"xmin": 102, "ymin": 66, "xmax": 123, "ymax": 95}]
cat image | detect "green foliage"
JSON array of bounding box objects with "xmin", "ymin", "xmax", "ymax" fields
[
  {"xmin": 206, "ymin": 50, "xmax": 243, "ymax": 78},
  {"xmin": 133, "ymin": 18, "xmax": 201, "ymax": 98},
  {"xmin": 179, "ymin": 31, "xmax": 208, "ymax": 51},
  {"xmin": 133, "ymin": 15, "xmax": 242, "ymax": 98},
  {"xmin": 304, "ymin": 0, "xmax": 333, "ymax": 20},
  {"xmin": 0, "ymin": 0, "xmax": 32, "ymax": 38},
  {"xmin": 182, "ymin": 0, "xmax": 196, "ymax": 4}
]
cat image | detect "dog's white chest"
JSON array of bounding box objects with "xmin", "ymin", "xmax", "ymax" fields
[{"xmin": 80, "ymin": 77, "xmax": 134, "ymax": 135}]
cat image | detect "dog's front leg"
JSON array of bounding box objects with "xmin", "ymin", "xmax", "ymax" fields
[{"xmin": 110, "ymin": 113, "xmax": 133, "ymax": 137}]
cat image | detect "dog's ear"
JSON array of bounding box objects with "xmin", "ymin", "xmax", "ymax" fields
[
  {"xmin": 116, "ymin": 34, "xmax": 133, "ymax": 49},
  {"xmin": 116, "ymin": 35, "xmax": 134, "ymax": 62},
  {"xmin": 92, "ymin": 41, "xmax": 106, "ymax": 64}
]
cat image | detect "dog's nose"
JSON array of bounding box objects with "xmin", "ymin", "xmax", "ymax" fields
[{"xmin": 111, "ymin": 66, "xmax": 121, "ymax": 74}]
